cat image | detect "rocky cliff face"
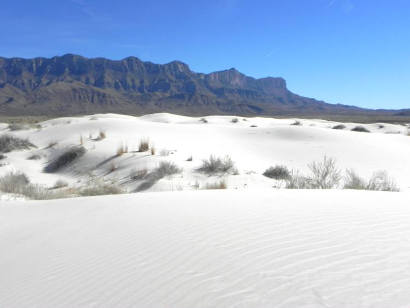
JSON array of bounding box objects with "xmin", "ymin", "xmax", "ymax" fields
[{"xmin": 0, "ymin": 54, "xmax": 376, "ymax": 116}]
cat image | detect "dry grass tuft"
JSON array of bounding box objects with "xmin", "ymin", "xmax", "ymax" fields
[
  {"xmin": 79, "ymin": 181, "xmax": 124, "ymax": 196},
  {"xmin": 98, "ymin": 130, "xmax": 106, "ymax": 140},
  {"xmin": 204, "ymin": 180, "xmax": 227, "ymax": 190},
  {"xmin": 116, "ymin": 143, "xmax": 128, "ymax": 156}
]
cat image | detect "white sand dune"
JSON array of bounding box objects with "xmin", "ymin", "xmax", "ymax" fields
[
  {"xmin": 1, "ymin": 113, "xmax": 409, "ymax": 192},
  {"xmin": 1, "ymin": 190, "xmax": 410, "ymax": 308}
]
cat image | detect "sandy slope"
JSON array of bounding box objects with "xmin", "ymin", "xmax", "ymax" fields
[
  {"xmin": 1, "ymin": 190, "xmax": 410, "ymax": 308},
  {"xmin": 1, "ymin": 113, "xmax": 409, "ymax": 192},
  {"xmin": 1, "ymin": 114, "xmax": 410, "ymax": 307}
]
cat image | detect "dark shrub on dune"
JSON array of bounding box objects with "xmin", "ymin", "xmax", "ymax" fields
[
  {"xmin": 44, "ymin": 146, "xmax": 86, "ymax": 173},
  {"xmin": 351, "ymin": 126, "xmax": 370, "ymax": 133},
  {"xmin": 263, "ymin": 165, "xmax": 291, "ymax": 180}
]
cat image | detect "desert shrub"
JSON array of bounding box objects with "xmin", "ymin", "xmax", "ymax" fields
[
  {"xmin": 378, "ymin": 124, "xmax": 385, "ymax": 129},
  {"xmin": 231, "ymin": 118, "xmax": 239, "ymax": 123},
  {"xmin": 8, "ymin": 123, "xmax": 26, "ymax": 131},
  {"xmin": 0, "ymin": 154, "xmax": 6, "ymax": 160},
  {"xmin": 138, "ymin": 139, "xmax": 150, "ymax": 152},
  {"xmin": 344, "ymin": 169, "xmax": 366, "ymax": 190},
  {"xmin": 250, "ymin": 125, "xmax": 258, "ymax": 128},
  {"xmin": 332, "ymin": 124, "xmax": 346, "ymax": 130},
  {"xmin": 154, "ymin": 161, "xmax": 181, "ymax": 178},
  {"xmin": 199, "ymin": 118, "xmax": 208, "ymax": 123},
  {"xmin": 367, "ymin": 171, "xmax": 399, "ymax": 191},
  {"xmin": 0, "ymin": 172, "xmax": 58, "ymax": 200},
  {"xmin": 0, "ymin": 135, "xmax": 36, "ymax": 153},
  {"xmin": 198, "ymin": 155, "xmax": 236, "ymax": 175},
  {"xmin": 135, "ymin": 162, "xmax": 182, "ymax": 192},
  {"xmin": 344, "ymin": 169, "xmax": 399, "ymax": 191},
  {"xmin": 263, "ymin": 165, "xmax": 291, "ymax": 180},
  {"xmin": 129, "ymin": 168, "xmax": 148, "ymax": 181},
  {"xmin": 27, "ymin": 154, "xmax": 41, "ymax": 160},
  {"xmin": 291, "ymin": 120, "xmax": 302, "ymax": 126},
  {"xmin": 351, "ymin": 126, "xmax": 370, "ymax": 133},
  {"xmin": 285, "ymin": 171, "xmax": 312, "ymax": 189},
  {"xmin": 0, "ymin": 172, "xmax": 29, "ymax": 192},
  {"xmin": 204, "ymin": 180, "xmax": 227, "ymax": 190},
  {"xmin": 186, "ymin": 155, "xmax": 193, "ymax": 161},
  {"xmin": 308, "ymin": 156, "xmax": 341, "ymax": 189},
  {"xmin": 151, "ymin": 147, "xmax": 156, "ymax": 155},
  {"xmin": 79, "ymin": 182, "xmax": 124, "ymax": 196},
  {"xmin": 343, "ymin": 169, "xmax": 367, "ymax": 190},
  {"xmin": 44, "ymin": 146, "xmax": 86, "ymax": 173}
]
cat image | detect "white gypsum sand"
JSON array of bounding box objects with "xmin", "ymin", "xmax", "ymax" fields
[{"xmin": 1, "ymin": 190, "xmax": 410, "ymax": 308}]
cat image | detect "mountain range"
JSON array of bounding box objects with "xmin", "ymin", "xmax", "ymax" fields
[{"xmin": 0, "ymin": 54, "xmax": 406, "ymax": 117}]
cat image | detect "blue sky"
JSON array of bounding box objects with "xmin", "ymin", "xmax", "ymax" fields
[{"xmin": 1, "ymin": 0, "xmax": 409, "ymax": 109}]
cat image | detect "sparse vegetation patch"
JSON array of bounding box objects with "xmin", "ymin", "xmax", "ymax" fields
[
  {"xmin": 0, "ymin": 134, "xmax": 36, "ymax": 153},
  {"xmin": 0, "ymin": 172, "xmax": 60, "ymax": 200},
  {"xmin": 344, "ymin": 169, "xmax": 398, "ymax": 191},
  {"xmin": 79, "ymin": 182, "xmax": 124, "ymax": 196}
]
